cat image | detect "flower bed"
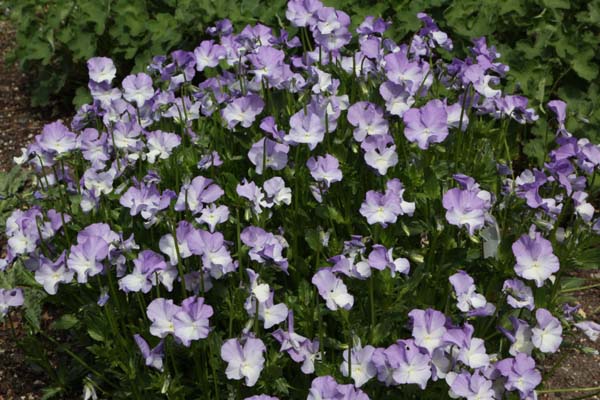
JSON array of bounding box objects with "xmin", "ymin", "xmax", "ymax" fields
[{"xmin": 1, "ymin": 0, "xmax": 600, "ymax": 398}]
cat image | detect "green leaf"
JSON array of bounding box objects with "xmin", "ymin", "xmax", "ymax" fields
[{"xmin": 50, "ymin": 314, "xmax": 79, "ymax": 330}]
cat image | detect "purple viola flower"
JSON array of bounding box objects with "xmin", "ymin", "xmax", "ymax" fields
[
  {"xmin": 272, "ymin": 311, "xmax": 320, "ymax": 374},
  {"xmin": 383, "ymin": 50, "xmax": 430, "ymax": 95},
  {"xmin": 122, "ymin": 72, "xmax": 154, "ymax": 106},
  {"xmin": 387, "ymin": 339, "xmax": 432, "ymax": 389},
  {"xmin": 87, "ymin": 57, "xmax": 116, "ymax": 83},
  {"xmin": 248, "ymin": 138, "xmax": 289, "ymax": 174},
  {"xmin": 368, "ymin": 245, "xmax": 409, "ymax": 276},
  {"xmin": 263, "ymin": 177, "xmax": 292, "ymax": 208},
  {"xmin": 512, "ymin": 231, "xmax": 560, "ymax": 287},
  {"xmin": 173, "ymin": 296, "xmax": 214, "ymax": 346},
  {"xmin": 221, "ymin": 337, "xmax": 266, "ymax": 387},
  {"xmin": 67, "ymin": 236, "xmax": 109, "ymax": 283},
  {"xmin": 145, "ymin": 130, "xmax": 181, "ymax": 164},
  {"xmin": 575, "ymin": 320, "xmax": 600, "ymax": 341},
  {"xmin": 444, "ymin": 323, "xmax": 490, "ymax": 369},
  {"xmin": 462, "ymin": 64, "xmax": 501, "ymax": 98},
  {"xmin": 448, "ymin": 370, "xmax": 495, "ymax": 400},
  {"xmin": 0, "ymin": 288, "xmax": 24, "ymax": 317},
  {"xmin": 494, "ymin": 95, "xmax": 539, "ymax": 124},
  {"xmin": 443, "ymin": 187, "xmax": 488, "ymax": 235},
  {"xmin": 78, "ymin": 128, "xmax": 110, "ymax": 168},
  {"xmin": 118, "ymin": 250, "xmax": 167, "ymax": 294},
  {"xmin": 312, "ymin": 8, "xmax": 352, "ymax": 51},
  {"xmin": 237, "ymin": 179, "xmax": 267, "ymax": 215},
  {"xmin": 197, "ymin": 204, "xmax": 230, "ymax": 232},
  {"xmin": 403, "ymin": 99, "xmax": 449, "ymax": 150},
  {"xmin": 449, "ymin": 270, "xmax": 495, "ymax": 316},
  {"xmin": 193, "ymin": 40, "xmax": 226, "ymax": 72},
  {"xmin": 499, "ymin": 317, "xmax": 534, "ymax": 356},
  {"xmin": 158, "ymin": 221, "xmax": 195, "ymax": 266},
  {"xmin": 340, "ymin": 344, "xmax": 377, "ymax": 388},
  {"xmin": 362, "ymin": 134, "xmax": 398, "ymax": 176},
  {"xmin": 286, "ymin": 0, "xmax": 322, "ymax": 27},
  {"xmin": 134, "ymin": 334, "xmax": 164, "ymax": 371},
  {"xmin": 188, "ymin": 229, "xmax": 236, "ymax": 279},
  {"xmin": 306, "ymin": 154, "xmax": 343, "ymax": 187},
  {"xmin": 532, "ymin": 308, "xmax": 562, "ymax": 353},
  {"xmin": 246, "ymin": 291, "xmax": 288, "ymax": 330},
  {"xmin": 379, "ymin": 81, "xmax": 415, "ymax": 118},
  {"xmin": 312, "ymin": 268, "xmax": 354, "ymax": 311},
  {"xmin": 146, "ymin": 298, "xmax": 181, "ymax": 338},
  {"xmin": 446, "ymin": 101, "xmax": 469, "ymax": 131},
  {"xmin": 409, "ymin": 308, "xmax": 447, "ymax": 355},
  {"xmin": 244, "ymin": 396, "xmax": 279, "ymax": 400},
  {"xmin": 284, "ymin": 107, "xmax": 326, "ymax": 150},
  {"xmin": 347, "ymin": 101, "xmax": 389, "ymax": 142},
  {"xmin": 119, "ymin": 181, "xmax": 175, "ymax": 225},
  {"xmin": 222, "ymin": 94, "xmax": 265, "ymax": 129},
  {"xmin": 360, "ymin": 180, "xmax": 414, "ymax": 227},
  {"xmin": 34, "ymin": 252, "xmax": 73, "ymax": 295},
  {"xmin": 547, "ymin": 100, "xmax": 567, "ymax": 127},
  {"xmin": 307, "ymin": 375, "xmax": 369, "ymax": 400},
  {"xmin": 36, "ymin": 121, "xmax": 77, "ymax": 156},
  {"xmin": 502, "ymin": 279, "xmax": 535, "ymax": 311},
  {"xmin": 175, "ymin": 176, "xmax": 224, "ymax": 214},
  {"xmin": 495, "ymin": 353, "xmax": 541, "ymax": 399},
  {"xmin": 240, "ymin": 226, "xmax": 289, "ymax": 273}
]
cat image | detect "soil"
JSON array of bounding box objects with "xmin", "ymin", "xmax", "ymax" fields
[{"xmin": 0, "ymin": 15, "xmax": 599, "ymax": 400}]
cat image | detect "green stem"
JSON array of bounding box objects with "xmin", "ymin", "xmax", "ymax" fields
[{"xmin": 561, "ymin": 283, "xmax": 600, "ymax": 294}]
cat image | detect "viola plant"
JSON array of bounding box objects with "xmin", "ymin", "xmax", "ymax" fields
[{"xmin": 2, "ymin": 0, "xmax": 600, "ymax": 398}]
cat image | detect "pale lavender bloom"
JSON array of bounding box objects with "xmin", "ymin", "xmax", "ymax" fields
[
  {"xmin": 409, "ymin": 308, "xmax": 447, "ymax": 355},
  {"xmin": 383, "ymin": 50, "xmax": 431, "ymax": 95},
  {"xmin": 158, "ymin": 221, "xmax": 195, "ymax": 266},
  {"xmin": 248, "ymin": 138, "xmax": 289, "ymax": 174},
  {"xmin": 403, "ymin": 99, "xmax": 449, "ymax": 149},
  {"xmin": 240, "ymin": 226, "xmax": 288, "ymax": 273},
  {"xmin": 145, "ymin": 130, "xmax": 181, "ymax": 164},
  {"xmin": 347, "ymin": 101, "xmax": 389, "ymax": 142},
  {"xmin": 120, "ymin": 182, "xmax": 175, "ymax": 225},
  {"xmin": 284, "ymin": 108, "xmax": 326, "ymax": 150},
  {"xmin": 357, "ymin": 15, "xmax": 389, "ymax": 35},
  {"xmin": 499, "ymin": 317, "xmax": 534, "ymax": 356},
  {"xmin": 0, "ymin": 288, "xmax": 24, "ymax": 317},
  {"xmin": 306, "ymin": 154, "xmax": 343, "ymax": 187},
  {"xmin": 443, "ymin": 188, "xmax": 488, "ymax": 235},
  {"xmin": 34, "ymin": 252, "xmax": 73, "ymax": 295},
  {"xmin": 188, "ymin": 229, "xmax": 236, "ymax": 279},
  {"xmin": 495, "ymin": 353, "xmax": 541, "ymax": 399},
  {"xmin": 222, "ymin": 95, "xmax": 265, "ymax": 129},
  {"xmin": 446, "ymin": 101, "xmax": 469, "ymax": 131},
  {"xmin": 494, "ymin": 95, "xmax": 539, "ymax": 124},
  {"xmin": 368, "ymin": 245, "xmax": 409, "ymax": 276},
  {"xmin": 448, "ymin": 371, "xmax": 495, "ymax": 400},
  {"xmin": 197, "ymin": 204, "xmax": 230, "ymax": 232},
  {"xmin": 575, "ymin": 321, "xmax": 600, "ymax": 341},
  {"xmin": 237, "ymin": 179, "xmax": 267, "ymax": 215},
  {"xmin": 512, "ymin": 231, "xmax": 559, "ymax": 287},
  {"xmin": 87, "ymin": 57, "xmax": 116, "ymax": 83},
  {"xmin": 246, "ymin": 291, "xmax": 288, "ymax": 330},
  {"xmin": 221, "ymin": 337, "xmax": 266, "ymax": 387},
  {"xmin": 387, "ymin": 339, "xmax": 432, "ymax": 389},
  {"xmin": 122, "ymin": 72, "xmax": 154, "ymax": 106},
  {"xmin": 146, "ymin": 298, "xmax": 181, "ymax": 338},
  {"xmin": 362, "ymin": 134, "xmax": 398, "ymax": 176},
  {"xmin": 449, "ymin": 270, "xmax": 495, "ymax": 316},
  {"xmin": 173, "ymin": 296, "xmax": 214, "ymax": 346},
  {"xmin": 206, "ymin": 18, "xmax": 233, "ymax": 36},
  {"xmin": 89, "ymin": 82, "xmax": 123, "ymax": 109},
  {"xmin": 532, "ymin": 308, "xmax": 562, "ymax": 353},
  {"xmin": 312, "ymin": 268, "xmax": 354, "ymax": 311},
  {"xmin": 502, "ymin": 279, "xmax": 535, "ymax": 311},
  {"xmin": 286, "ymin": 0, "xmax": 322, "ymax": 27},
  {"xmin": 175, "ymin": 176, "xmax": 224, "ymax": 214},
  {"xmin": 463, "ymin": 64, "xmax": 501, "ymax": 98},
  {"xmin": 272, "ymin": 311, "xmax": 320, "ymax": 374},
  {"xmin": 36, "ymin": 121, "xmax": 77, "ymax": 156},
  {"xmin": 312, "ymin": 8, "xmax": 351, "ymax": 51},
  {"xmin": 360, "ymin": 180, "xmax": 414, "ymax": 227},
  {"xmin": 119, "ymin": 250, "xmax": 166, "ymax": 293},
  {"xmin": 78, "ymin": 128, "xmax": 110, "ymax": 168},
  {"xmin": 416, "ymin": 13, "xmax": 453, "ymax": 51},
  {"xmin": 194, "ymin": 40, "xmax": 226, "ymax": 71},
  {"xmin": 307, "ymin": 375, "xmax": 369, "ymax": 400},
  {"xmin": 379, "ymin": 81, "xmax": 415, "ymax": 118},
  {"xmin": 67, "ymin": 236, "xmax": 109, "ymax": 283},
  {"xmin": 330, "ymin": 254, "xmax": 371, "ymax": 280},
  {"xmin": 547, "ymin": 100, "xmax": 567, "ymax": 126},
  {"xmin": 263, "ymin": 177, "xmax": 292, "ymax": 207},
  {"xmin": 244, "ymin": 396, "xmax": 279, "ymax": 400},
  {"xmin": 133, "ymin": 334, "xmax": 164, "ymax": 371},
  {"xmin": 444, "ymin": 323, "xmax": 490, "ymax": 369},
  {"xmin": 198, "ymin": 151, "xmax": 224, "ymax": 170},
  {"xmin": 340, "ymin": 344, "xmax": 377, "ymax": 388}
]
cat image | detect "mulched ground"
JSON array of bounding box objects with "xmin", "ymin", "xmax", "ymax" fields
[{"xmin": 0, "ymin": 16, "xmax": 599, "ymax": 400}]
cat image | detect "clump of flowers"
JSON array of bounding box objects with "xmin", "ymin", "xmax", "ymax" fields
[{"xmin": 2, "ymin": 0, "xmax": 599, "ymax": 398}]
